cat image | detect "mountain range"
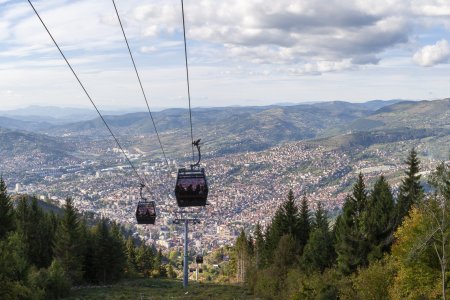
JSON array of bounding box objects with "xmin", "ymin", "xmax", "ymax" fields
[{"xmin": 0, "ymin": 99, "xmax": 449, "ymax": 163}]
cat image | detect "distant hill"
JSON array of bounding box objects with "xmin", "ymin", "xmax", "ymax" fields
[
  {"xmin": 0, "ymin": 105, "xmax": 147, "ymax": 125},
  {"xmin": 0, "ymin": 116, "xmax": 53, "ymax": 131},
  {"xmin": 345, "ymin": 99, "xmax": 450, "ymax": 132},
  {"xmin": 1, "ymin": 99, "xmax": 447, "ymax": 161},
  {"xmin": 45, "ymin": 100, "xmax": 399, "ymax": 155},
  {"xmin": 0, "ymin": 127, "xmax": 78, "ymax": 172}
]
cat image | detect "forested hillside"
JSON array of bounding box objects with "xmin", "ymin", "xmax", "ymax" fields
[
  {"xmin": 231, "ymin": 149, "xmax": 449, "ymax": 299},
  {"xmin": 0, "ymin": 180, "xmax": 172, "ymax": 299}
]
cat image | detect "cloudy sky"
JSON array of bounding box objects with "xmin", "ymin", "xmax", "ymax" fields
[{"xmin": 1, "ymin": 0, "xmax": 450, "ymax": 110}]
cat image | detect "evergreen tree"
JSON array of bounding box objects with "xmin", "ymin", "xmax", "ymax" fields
[
  {"xmin": 0, "ymin": 232, "xmax": 31, "ymax": 299},
  {"xmin": 235, "ymin": 229, "xmax": 250, "ymax": 282},
  {"xmin": 92, "ymin": 219, "xmax": 112, "ymax": 283},
  {"xmin": 109, "ymin": 222, "xmax": 127, "ymax": 280},
  {"xmin": 125, "ymin": 236, "xmax": 137, "ymax": 274},
  {"xmin": 364, "ymin": 176, "xmax": 395, "ymax": 261},
  {"xmin": 91, "ymin": 219, "xmax": 126, "ymax": 283},
  {"xmin": 298, "ymin": 195, "xmax": 311, "ymax": 254},
  {"xmin": 263, "ymin": 211, "xmax": 283, "ymax": 265},
  {"xmin": 335, "ymin": 173, "xmax": 369, "ymax": 274},
  {"xmin": 264, "ymin": 190, "xmax": 301, "ymax": 263},
  {"xmin": 280, "ymin": 190, "xmax": 301, "ymax": 238},
  {"xmin": 136, "ymin": 243, "xmax": 154, "ymax": 277},
  {"xmin": 396, "ymin": 148, "xmax": 424, "ymax": 227},
  {"xmin": 53, "ymin": 198, "xmax": 84, "ymax": 283},
  {"xmin": 0, "ymin": 177, "xmax": 15, "ymax": 240},
  {"xmin": 247, "ymin": 234, "xmax": 255, "ymax": 258},
  {"xmin": 273, "ymin": 234, "xmax": 296, "ymax": 276},
  {"xmin": 25, "ymin": 198, "xmax": 55, "ymax": 268},
  {"xmin": 81, "ymin": 220, "xmax": 96, "ymax": 283},
  {"xmin": 314, "ymin": 202, "xmax": 328, "ymax": 231},
  {"xmin": 254, "ymin": 223, "xmax": 265, "ymax": 269},
  {"xmin": 301, "ymin": 203, "xmax": 335, "ymax": 273},
  {"xmin": 15, "ymin": 197, "xmax": 29, "ymax": 233}
]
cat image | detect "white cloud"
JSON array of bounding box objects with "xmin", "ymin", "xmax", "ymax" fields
[
  {"xmin": 1, "ymin": 0, "xmax": 450, "ymax": 109},
  {"xmin": 140, "ymin": 46, "xmax": 157, "ymax": 53},
  {"xmin": 130, "ymin": 0, "xmax": 412, "ymax": 71},
  {"xmin": 413, "ymin": 39, "xmax": 450, "ymax": 67}
]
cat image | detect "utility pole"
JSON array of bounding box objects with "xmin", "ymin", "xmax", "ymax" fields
[
  {"xmin": 173, "ymin": 215, "xmax": 200, "ymax": 288},
  {"xmin": 183, "ymin": 219, "xmax": 188, "ymax": 288}
]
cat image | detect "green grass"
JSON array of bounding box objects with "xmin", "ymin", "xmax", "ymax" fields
[{"xmin": 65, "ymin": 278, "xmax": 256, "ymax": 300}]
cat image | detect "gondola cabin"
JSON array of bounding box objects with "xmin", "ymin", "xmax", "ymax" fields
[
  {"xmin": 196, "ymin": 255, "xmax": 204, "ymax": 264},
  {"xmin": 175, "ymin": 167, "xmax": 208, "ymax": 207},
  {"xmin": 135, "ymin": 201, "xmax": 156, "ymax": 225}
]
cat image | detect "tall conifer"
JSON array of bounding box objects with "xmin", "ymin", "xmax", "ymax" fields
[
  {"xmin": 0, "ymin": 177, "xmax": 15, "ymax": 240},
  {"xmin": 280, "ymin": 190, "xmax": 301, "ymax": 238},
  {"xmin": 364, "ymin": 175, "xmax": 395, "ymax": 260},
  {"xmin": 235, "ymin": 229, "xmax": 250, "ymax": 282},
  {"xmin": 125, "ymin": 236, "xmax": 137, "ymax": 273},
  {"xmin": 301, "ymin": 201, "xmax": 334, "ymax": 273},
  {"xmin": 53, "ymin": 198, "xmax": 84, "ymax": 283},
  {"xmin": 314, "ymin": 202, "xmax": 328, "ymax": 231},
  {"xmin": 335, "ymin": 173, "xmax": 369, "ymax": 274},
  {"xmin": 298, "ymin": 195, "xmax": 311, "ymax": 254},
  {"xmin": 396, "ymin": 148, "xmax": 424, "ymax": 227},
  {"xmin": 254, "ymin": 223, "xmax": 265, "ymax": 269}
]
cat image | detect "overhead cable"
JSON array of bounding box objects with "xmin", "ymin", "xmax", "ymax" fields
[
  {"xmin": 181, "ymin": 0, "xmax": 196, "ymax": 162},
  {"xmin": 27, "ymin": 0, "xmax": 150, "ymax": 189},
  {"xmin": 111, "ymin": 0, "xmax": 169, "ymax": 167}
]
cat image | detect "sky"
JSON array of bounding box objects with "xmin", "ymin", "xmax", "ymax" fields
[{"xmin": 1, "ymin": 0, "xmax": 450, "ymax": 111}]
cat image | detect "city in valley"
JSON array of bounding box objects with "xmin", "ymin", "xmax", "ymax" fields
[{"xmin": 2, "ymin": 114, "xmax": 446, "ymax": 253}]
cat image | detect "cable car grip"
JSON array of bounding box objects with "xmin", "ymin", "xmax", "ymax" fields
[
  {"xmin": 139, "ymin": 183, "xmax": 148, "ymax": 202},
  {"xmin": 191, "ymin": 139, "xmax": 202, "ymax": 168}
]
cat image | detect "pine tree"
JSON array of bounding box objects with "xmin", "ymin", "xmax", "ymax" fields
[
  {"xmin": 109, "ymin": 222, "xmax": 126, "ymax": 281},
  {"xmin": 81, "ymin": 220, "xmax": 96, "ymax": 283},
  {"xmin": 125, "ymin": 236, "xmax": 137, "ymax": 274},
  {"xmin": 53, "ymin": 198, "xmax": 84, "ymax": 283},
  {"xmin": 298, "ymin": 195, "xmax": 311, "ymax": 254},
  {"xmin": 0, "ymin": 232, "xmax": 32, "ymax": 299},
  {"xmin": 280, "ymin": 190, "xmax": 301, "ymax": 238},
  {"xmin": 136, "ymin": 243, "xmax": 154, "ymax": 277},
  {"xmin": 364, "ymin": 176, "xmax": 395, "ymax": 261},
  {"xmin": 254, "ymin": 223, "xmax": 265, "ymax": 269},
  {"xmin": 247, "ymin": 234, "xmax": 255, "ymax": 258},
  {"xmin": 301, "ymin": 204, "xmax": 335, "ymax": 273},
  {"xmin": 314, "ymin": 202, "xmax": 328, "ymax": 231},
  {"xmin": 263, "ymin": 211, "xmax": 283, "ymax": 265},
  {"xmin": 396, "ymin": 148, "xmax": 424, "ymax": 227},
  {"xmin": 14, "ymin": 196, "xmax": 55, "ymax": 268},
  {"xmin": 92, "ymin": 219, "xmax": 110, "ymax": 283},
  {"xmin": 273, "ymin": 234, "xmax": 296, "ymax": 276},
  {"xmin": 89, "ymin": 220, "xmax": 127, "ymax": 283},
  {"xmin": 26, "ymin": 198, "xmax": 55, "ymax": 268},
  {"xmin": 335, "ymin": 173, "xmax": 369, "ymax": 275},
  {"xmin": 235, "ymin": 229, "xmax": 250, "ymax": 282},
  {"xmin": 0, "ymin": 177, "xmax": 15, "ymax": 240},
  {"xmin": 264, "ymin": 190, "xmax": 301, "ymax": 264}
]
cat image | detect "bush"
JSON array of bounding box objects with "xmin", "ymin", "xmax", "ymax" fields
[
  {"xmin": 253, "ymin": 268, "xmax": 279, "ymax": 299},
  {"xmin": 167, "ymin": 265, "xmax": 177, "ymax": 279},
  {"xmin": 28, "ymin": 260, "xmax": 71, "ymax": 300},
  {"xmin": 285, "ymin": 268, "xmax": 349, "ymax": 300},
  {"xmin": 353, "ymin": 258, "xmax": 395, "ymax": 300}
]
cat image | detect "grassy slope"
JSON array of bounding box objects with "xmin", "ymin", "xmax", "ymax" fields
[{"xmin": 65, "ymin": 278, "xmax": 254, "ymax": 300}]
